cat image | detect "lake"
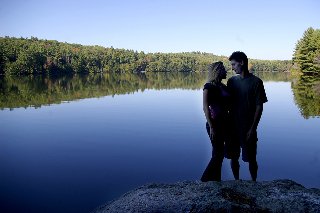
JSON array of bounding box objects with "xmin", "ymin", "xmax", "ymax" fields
[{"xmin": 0, "ymin": 72, "xmax": 319, "ymax": 213}]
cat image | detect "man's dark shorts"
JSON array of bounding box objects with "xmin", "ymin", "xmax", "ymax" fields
[{"xmin": 225, "ymin": 131, "xmax": 258, "ymax": 162}]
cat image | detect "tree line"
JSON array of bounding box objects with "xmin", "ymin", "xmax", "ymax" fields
[{"xmin": 0, "ymin": 36, "xmax": 292, "ymax": 75}]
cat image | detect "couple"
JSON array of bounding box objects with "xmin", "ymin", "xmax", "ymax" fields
[{"xmin": 201, "ymin": 51, "xmax": 268, "ymax": 182}]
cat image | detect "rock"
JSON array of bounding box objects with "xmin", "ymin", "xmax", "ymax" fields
[{"xmin": 91, "ymin": 179, "xmax": 320, "ymax": 213}]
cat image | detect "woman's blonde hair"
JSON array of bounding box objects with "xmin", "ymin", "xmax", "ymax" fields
[{"xmin": 207, "ymin": 61, "xmax": 223, "ymax": 82}]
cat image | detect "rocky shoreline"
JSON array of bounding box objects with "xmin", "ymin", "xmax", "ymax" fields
[{"xmin": 92, "ymin": 179, "xmax": 320, "ymax": 213}]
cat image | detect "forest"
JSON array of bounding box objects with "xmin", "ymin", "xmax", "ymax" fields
[{"xmin": 0, "ymin": 37, "xmax": 292, "ymax": 75}]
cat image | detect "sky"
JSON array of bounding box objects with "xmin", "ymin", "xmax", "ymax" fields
[{"xmin": 0, "ymin": 0, "xmax": 319, "ymax": 60}]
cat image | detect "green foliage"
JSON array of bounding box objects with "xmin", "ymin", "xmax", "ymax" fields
[
  {"xmin": 249, "ymin": 59, "xmax": 292, "ymax": 73},
  {"xmin": 293, "ymin": 27, "xmax": 320, "ymax": 74},
  {"xmin": 0, "ymin": 37, "xmax": 291, "ymax": 75},
  {"xmin": 291, "ymin": 27, "xmax": 320, "ymax": 117}
]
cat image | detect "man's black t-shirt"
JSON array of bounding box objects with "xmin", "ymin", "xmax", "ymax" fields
[{"xmin": 227, "ymin": 73, "xmax": 268, "ymax": 141}]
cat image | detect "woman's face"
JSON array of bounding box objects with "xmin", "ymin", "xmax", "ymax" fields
[{"xmin": 219, "ymin": 66, "xmax": 227, "ymax": 79}]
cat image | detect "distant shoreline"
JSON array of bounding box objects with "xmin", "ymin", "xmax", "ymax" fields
[{"xmin": 0, "ymin": 36, "xmax": 292, "ymax": 75}]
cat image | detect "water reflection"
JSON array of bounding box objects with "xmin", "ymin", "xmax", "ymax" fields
[
  {"xmin": 0, "ymin": 72, "xmax": 291, "ymax": 109},
  {"xmin": 1, "ymin": 71, "xmax": 319, "ymax": 119},
  {"xmin": 291, "ymin": 74, "xmax": 320, "ymax": 118},
  {"xmin": 0, "ymin": 72, "xmax": 320, "ymax": 119},
  {"xmin": 1, "ymin": 71, "xmax": 320, "ymax": 213},
  {"xmin": 0, "ymin": 72, "xmax": 207, "ymax": 109}
]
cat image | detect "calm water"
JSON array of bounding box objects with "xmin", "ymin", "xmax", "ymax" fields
[{"xmin": 0, "ymin": 72, "xmax": 319, "ymax": 213}]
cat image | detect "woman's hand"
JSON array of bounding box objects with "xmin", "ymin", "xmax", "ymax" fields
[{"xmin": 210, "ymin": 127, "xmax": 216, "ymax": 140}]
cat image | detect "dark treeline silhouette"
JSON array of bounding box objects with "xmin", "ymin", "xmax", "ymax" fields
[{"xmin": 0, "ymin": 37, "xmax": 292, "ymax": 75}]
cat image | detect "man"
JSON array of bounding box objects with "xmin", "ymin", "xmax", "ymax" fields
[{"xmin": 227, "ymin": 51, "xmax": 268, "ymax": 181}]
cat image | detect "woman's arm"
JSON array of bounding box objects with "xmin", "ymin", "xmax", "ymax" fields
[{"xmin": 203, "ymin": 89, "xmax": 216, "ymax": 139}]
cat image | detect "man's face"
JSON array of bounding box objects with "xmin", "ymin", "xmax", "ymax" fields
[{"xmin": 230, "ymin": 60, "xmax": 243, "ymax": 74}]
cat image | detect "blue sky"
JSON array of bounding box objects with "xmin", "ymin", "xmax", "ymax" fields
[{"xmin": 0, "ymin": 0, "xmax": 319, "ymax": 60}]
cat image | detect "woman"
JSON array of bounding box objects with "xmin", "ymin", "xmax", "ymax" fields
[{"xmin": 201, "ymin": 61, "xmax": 230, "ymax": 182}]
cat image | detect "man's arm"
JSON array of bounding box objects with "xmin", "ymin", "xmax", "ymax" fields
[
  {"xmin": 251, "ymin": 104, "xmax": 263, "ymax": 131},
  {"xmin": 246, "ymin": 79, "xmax": 267, "ymax": 141},
  {"xmin": 246, "ymin": 104, "xmax": 263, "ymax": 141}
]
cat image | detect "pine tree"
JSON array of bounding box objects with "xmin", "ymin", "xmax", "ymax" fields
[{"xmin": 293, "ymin": 27, "xmax": 320, "ymax": 74}]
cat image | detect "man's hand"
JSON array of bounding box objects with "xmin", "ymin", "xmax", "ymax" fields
[
  {"xmin": 246, "ymin": 128, "xmax": 256, "ymax": 143},
  {"xmin": 247, "ymin": 104, "xmax": 263, "ymax": 142}
]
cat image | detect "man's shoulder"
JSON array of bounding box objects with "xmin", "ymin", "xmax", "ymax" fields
[
  {"xmin": 227, "ymin": 75, "xmax": 240, "ymax": 84},
  {"xmin": 229, "ymin": 75, "xmax": 240, "ymax": 80},
  {"xmin": 250, "ymin": 74, "xmax": 264, "ymax": 84}
]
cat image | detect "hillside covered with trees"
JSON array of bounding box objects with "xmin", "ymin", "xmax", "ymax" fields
[{"xmin": 0, "ymin": 37, "xmax": 291, "ymax": 75}]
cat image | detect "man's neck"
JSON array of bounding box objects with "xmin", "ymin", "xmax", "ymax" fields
[{"xmin": 240, "ymin": 69, "xmax": 250, "ymax": 78}]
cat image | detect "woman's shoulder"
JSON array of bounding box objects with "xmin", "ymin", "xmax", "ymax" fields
[
  {"xmin": 203, "ymin": 82, "xmax": 211, "ymax": 90},
  {"xmin": 220, "ymin": 82, "xmax": 228, "ymax": 89},
  {"xmin": 203, "ymin": 82, "xmax": 218, "ymax": 91}
]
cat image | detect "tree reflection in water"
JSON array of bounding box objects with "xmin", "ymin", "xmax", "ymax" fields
[
  {"xmin": 291, "ymin": 73, "xmax": 320, "ymax": 119},
  {"xmin": 2, "ymin": 71, "xmax": 319, "ymax": 119}
]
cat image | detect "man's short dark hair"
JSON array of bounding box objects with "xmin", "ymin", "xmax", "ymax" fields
[{"xmin": 229, "ymin": 51, "xmax": 248, "ymax": 70}]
